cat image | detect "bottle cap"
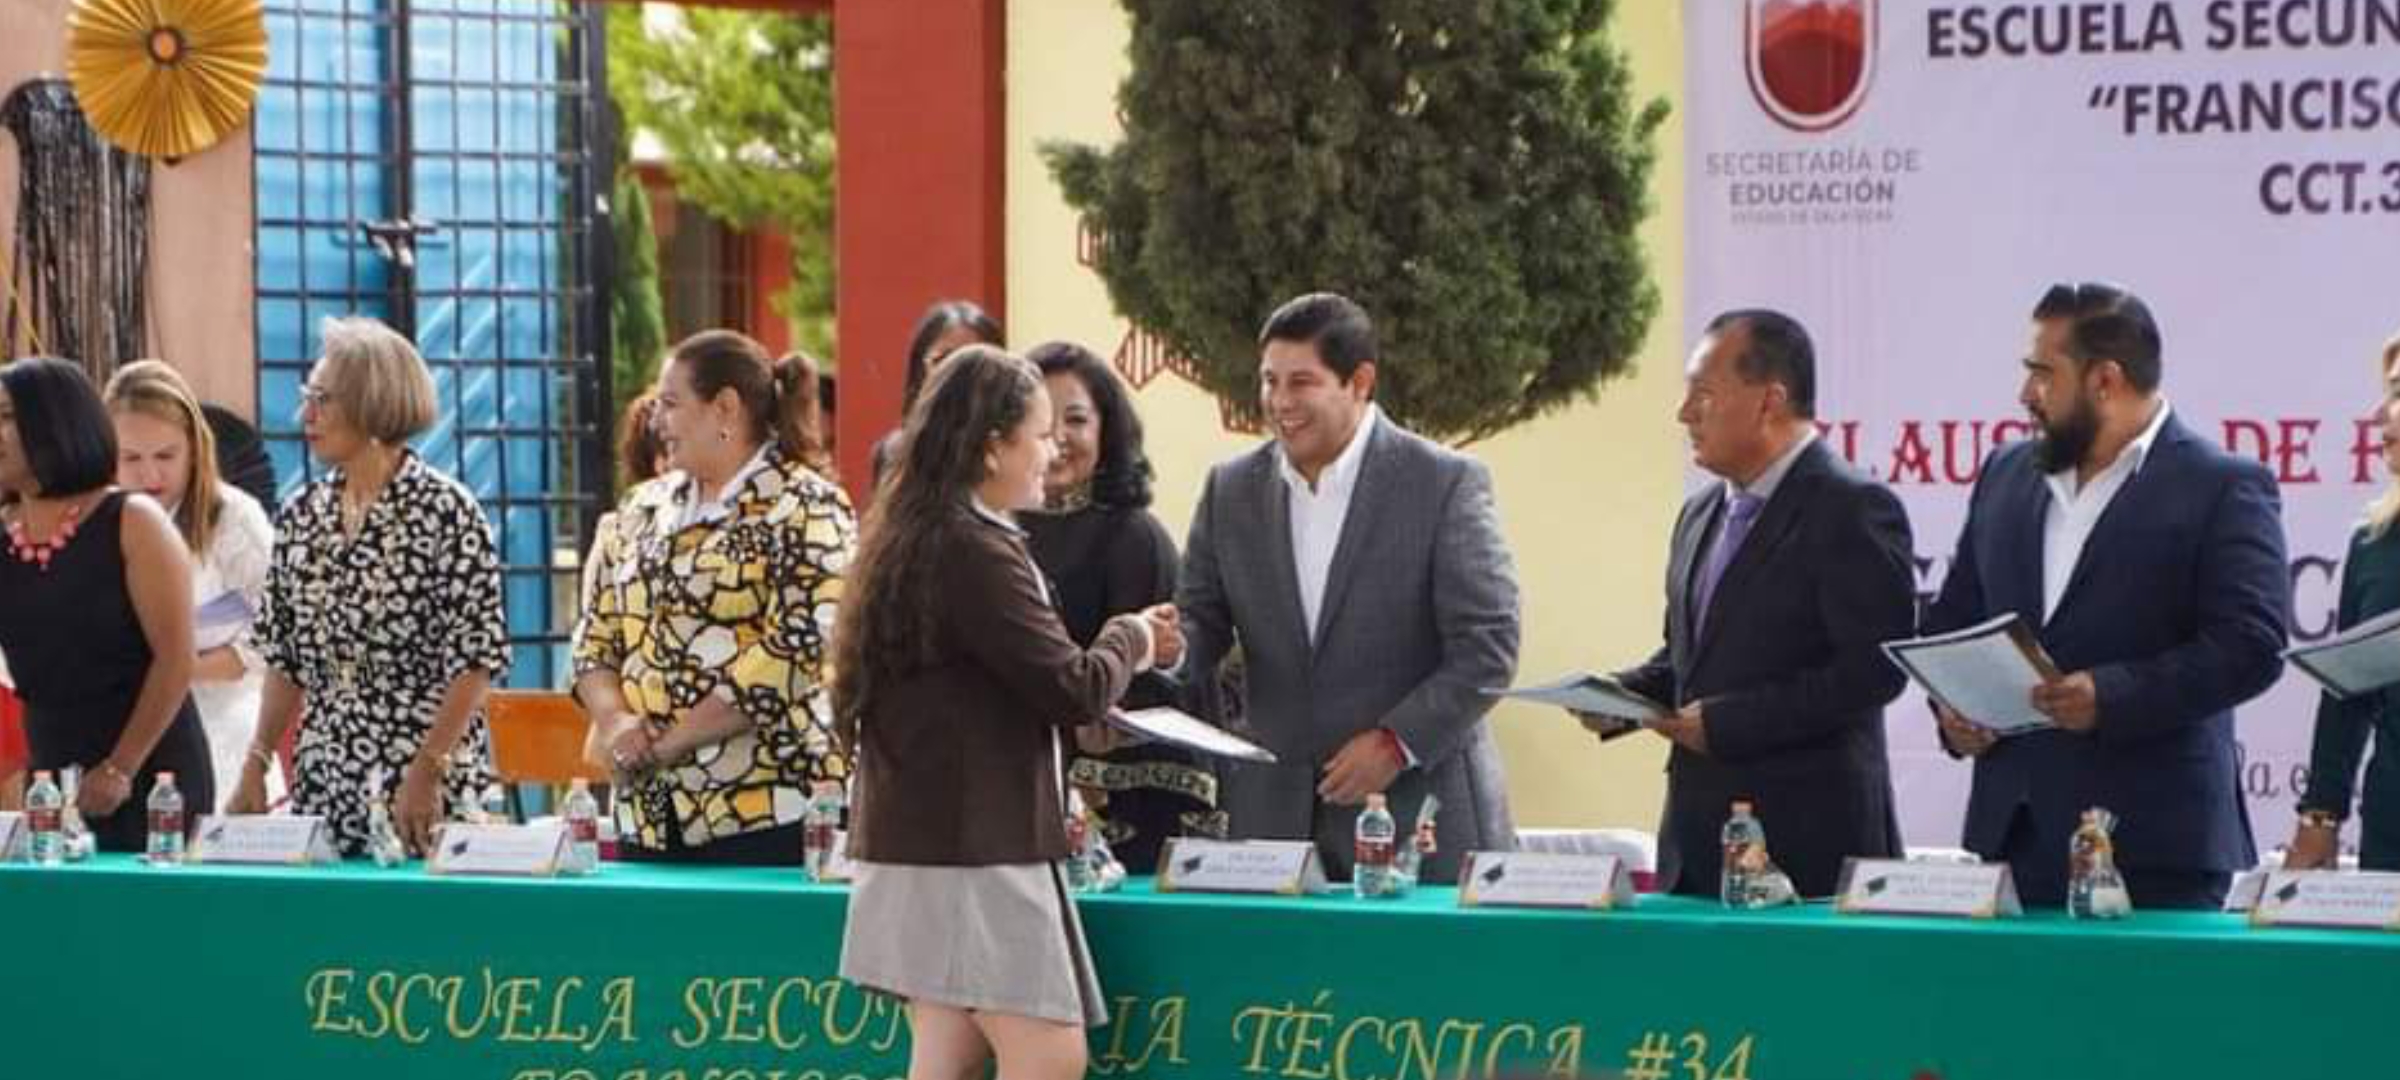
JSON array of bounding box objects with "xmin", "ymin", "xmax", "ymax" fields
[
  {"xmin": 32, "ymin": 770, "xmax": 51, "ymax": 782},
  {"xmin": 570, "ymin": 777, "xmax": 590, "ymax": 793},
  {"xmin": 1730, "ymin": 797, "xmax": 1755, "ymax": 814},
  {"xmin": 158, "ymin": 771, "xmax": 175, "ymax": 784},
  {"xmin": 1365, "ymin": 793, "xmax": 1388, "ymax": 810}
]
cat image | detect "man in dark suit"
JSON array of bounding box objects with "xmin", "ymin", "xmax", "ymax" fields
[
  {"xmin": 1924, "ymin": 282, "xmax": 2288, "ymax": 909},
  {"xmin": 1177, "ymin": 293, "xmax": 1521, "ymax": 884},
  {"xmin": 1602, "ymin": 309, "xmax": 1915, "ymax": 899}
]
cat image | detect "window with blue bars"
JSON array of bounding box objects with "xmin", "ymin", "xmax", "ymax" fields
[{"xmin": 252, "ymin": 0, "xmax": 611, "ymax": 690}]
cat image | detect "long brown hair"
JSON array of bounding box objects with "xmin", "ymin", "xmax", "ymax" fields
[
  {"xmin": 102, "ymin": 359, "xmax": 222, "ymax": 554},
  {"xmin": 667, "ymin": 330, "xmax": 829, "ymax": 471},
  {"xmin": 833, "ymin": 345, "xmax": 1043, "ymax": 748},
  {"xmin": 2368, "ymin": 331, "xmax": 2400, "ymax": 538}
]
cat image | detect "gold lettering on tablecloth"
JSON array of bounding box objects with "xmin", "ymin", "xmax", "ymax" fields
[
  {"xmin": 1090, "ymin": 995, "xmax": 1190, "ymax": 1074},
  {"xmin": 1229, "ymin": 990, "xmax": 1584, "ymax": 1080},
  {"xmin": 306, "ymin": 966, "xmax": 635, "ymax": 1051}
]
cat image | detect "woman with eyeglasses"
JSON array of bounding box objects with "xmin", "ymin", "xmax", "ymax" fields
[{"xmin": 229, "ymin": 317, "xmax": 510, "ymax": 858}]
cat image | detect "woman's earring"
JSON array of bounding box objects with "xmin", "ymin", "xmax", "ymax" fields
[{"xmin": 718, "ymin": 429, "xmax": 731, "ymax": 443}]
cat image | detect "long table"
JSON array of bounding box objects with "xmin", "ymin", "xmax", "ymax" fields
[{"xmin": 3, "ymin": 855, "xmax": 2392, "ymax": 1079}]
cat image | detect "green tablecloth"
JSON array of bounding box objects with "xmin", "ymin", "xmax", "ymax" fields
[{"xmin": 2, "ymin": 855, "xmax": 2390, "ymax": 1079}]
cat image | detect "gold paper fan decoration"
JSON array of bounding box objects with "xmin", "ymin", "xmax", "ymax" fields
[{"xmin": 65, "ymin": 0, "xmax": 269, "ymax": 160}]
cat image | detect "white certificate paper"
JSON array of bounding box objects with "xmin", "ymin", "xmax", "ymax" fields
[
  {"xmin": 2287, "ymin": 608, "xmax": 2400, "ymax": 700},
  {"xmin": 1883, "ymin": 614, "xmax": 2062, "ymax": 736},
  {"xmin": 1484, "ymin": 672, "xmax": 1668, "ymax": 735},
  {"xmin": 1108, "ymin": 707, "xmax": 1279, "ymax": 763}
]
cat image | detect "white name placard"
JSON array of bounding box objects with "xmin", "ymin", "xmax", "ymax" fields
[
  {"xmin": 190, "ymin": 815, "xmax": 341, "ymax": 866},
  {"xmin": 428, "ymin": 822, "xmax": 568, "ymax": 877},
  {"xmin": 1835, "ymin": 859, "xmax": 2022, "ymax": 919},
  {"xmin": 2250, "ymin": 870, "xmax": 2400, "ymax": 931},
  {"xmin": 0, "ymin": 812, "xmax": 23, "ymax": 861},
  {"xmin": 1155, "ymin": 838, "xmax": 1329, "ymax": 895},
  {"xmin": 807, "ymin": 828, "xmax": 859, "ymax": 884},
  {"xmin": 1457, "ymin": 851, "xmax": 1635, "ymax": 910},
  {"xmin": 2223, "ymin": 868, "xmax": 2272, "ymax": 913}
]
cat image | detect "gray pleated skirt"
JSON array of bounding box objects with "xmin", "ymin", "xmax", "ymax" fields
[{"xmin": 839, "ymin": 859, "xmax": 1108, "ymax": 1027}]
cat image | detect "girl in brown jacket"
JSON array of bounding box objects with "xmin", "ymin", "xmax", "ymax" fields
[{"xmin": 834, "ymin": 345, "xmax": 1179, "ymax": 1080}]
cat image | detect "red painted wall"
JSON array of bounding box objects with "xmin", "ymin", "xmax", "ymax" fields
[
  {"xmin": 830, "ymin": 0, "xmax": 1007, "ymax": 498},
  {"xmin": 620, "ymin": 0, "xmax": 1004, "ymax": 498}
]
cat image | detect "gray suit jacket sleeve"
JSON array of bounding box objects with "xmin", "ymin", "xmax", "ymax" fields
[
  {"xmin": 1172, "ymin": 466, "xmax": 1233, "ymax": 723},
  {"xmin": 1379, "ymin": 458, "xmax": 1521, "ymax": 766}
]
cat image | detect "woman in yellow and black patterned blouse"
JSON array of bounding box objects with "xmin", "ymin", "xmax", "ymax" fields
[{"xmin": 573, "ymin": 331, "xmax": 856, "ymax": 864}]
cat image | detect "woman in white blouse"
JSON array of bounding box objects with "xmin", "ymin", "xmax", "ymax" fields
[{"xmin": 105, "ymin": 361, "xmax": 280, "ymax": 810}]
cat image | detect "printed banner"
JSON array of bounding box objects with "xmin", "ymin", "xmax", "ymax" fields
[{"xmin": 1686, "ymin": 0, "xmax": 2400, "ymax": 851}]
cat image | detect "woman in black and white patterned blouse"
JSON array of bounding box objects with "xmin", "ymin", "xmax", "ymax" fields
[{"xmin": 227, "ymin": 317, "xmax": 510, "ymax": 857}]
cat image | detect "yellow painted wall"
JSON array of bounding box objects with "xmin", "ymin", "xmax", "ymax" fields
[{"xmin": 1006, "ymin": 3, "xmax": 1688, "ymax": 831}]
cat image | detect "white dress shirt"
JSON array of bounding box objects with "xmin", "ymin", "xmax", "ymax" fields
[
  {"xmin": 2041, "ymin": 400, "xmax": 2171, "ymax": 623},
  {"xmin": 1724, "ymin": 427, "xmax": 1815, "ymax": 506},
  {"xmin": 1278, "ymin": 405, "xmax": 1381, "ymax": 644}
]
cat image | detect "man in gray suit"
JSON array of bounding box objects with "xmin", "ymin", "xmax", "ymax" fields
[{"xmin": 1177, "ymin": 292, "xmax": 1521, "ymax": 884}]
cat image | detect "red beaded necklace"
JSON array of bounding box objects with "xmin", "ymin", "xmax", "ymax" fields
[{"xmin": 4, "ymin": 498, "xmax": 86, "ymax": 572}]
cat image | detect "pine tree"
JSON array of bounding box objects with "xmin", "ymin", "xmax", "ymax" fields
[
  {"xmin": 1045, "ymin": 0, "xmax": 1668, "ymax": 442},
  {"xmin": 610, "ymin": 167, "xmax": 666, "ymax": 422}
]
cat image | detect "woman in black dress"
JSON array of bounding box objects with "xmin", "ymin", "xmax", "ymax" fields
[
  {"xmin": 1021, "ymin": 341, "xmax": 1221, "ymax": 872},
  {"xmin": 2290, "ymin": 331, "xmax": 2400, "ymax": 871},
  {"xmin": 0, "ymin": 358, "xmax": 213, "ymax": 849}
]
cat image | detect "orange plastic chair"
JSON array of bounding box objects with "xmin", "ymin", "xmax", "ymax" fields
[{"xmin": 485, "ymin": 690, "xmax": 608, "ymax": 791}]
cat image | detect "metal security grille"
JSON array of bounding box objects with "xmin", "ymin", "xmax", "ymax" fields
[{"xmin": 253, "ymin": 0, "xmax": 612, "ymax": 688}]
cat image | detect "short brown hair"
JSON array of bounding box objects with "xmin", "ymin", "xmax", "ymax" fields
[{"xmin": 316, "ymin": 316, "xmax": 437, "ymax": 443}]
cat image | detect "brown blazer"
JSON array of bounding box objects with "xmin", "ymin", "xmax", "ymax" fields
[{"xmin": 849, "ymin": 506, "xmax": 1147, "ymax": 865}]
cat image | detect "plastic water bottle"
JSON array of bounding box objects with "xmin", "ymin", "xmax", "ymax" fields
[
  {"xmin": 25, "ymin": 770, "xmax": 64, "ymax": 866},
  {"xmin": 145, "ymin": 772, "xmax": 186, "ymax": 865},
  {"xmin": 802, "ymin": 779, "xmax": 846, "ymax": 883},
  {"xmin": 1354, "ymin": 794, "xmax": 1400, "ymax": 899},
  {"xmin": 561, "ymin": 778, "xmax": 602, "ymax": 875},
  {"xmin": 1720, "ymin": 799, "xmax": 1766, "ymax": 908},
  {"xmin": 479, "ymin": 782, "xmax": 509, "ymax": 825}
]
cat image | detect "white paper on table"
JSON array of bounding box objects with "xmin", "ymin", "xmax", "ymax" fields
[
  {"xmin": 1107, "ymin": 707, "xmax": 1279, "ymax": 763},
  {"xmin": 2287, "ymin": 608, "xmax": 2400, "ymax": 700},
  {"xmin": 1882, "ymin": 614, "xmax": 2062, "ymax": 736},
  {"xmin": 1483, "ymin": 672, "xmax": 1668, "ymax": 730}
]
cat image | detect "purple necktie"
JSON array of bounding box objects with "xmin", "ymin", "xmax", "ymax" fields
[{"xmin": 1691, "ymin": 491, "xmax": 1764, "ymax": 644}]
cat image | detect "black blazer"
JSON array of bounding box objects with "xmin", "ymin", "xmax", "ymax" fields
[
  {"xmin": 1616, "ymin": 438, "xmax": 1915, "ymax": 898},
  {"xmin": 1923, "ymin": 412, "xmax": 2289, "ymax": 879}
]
